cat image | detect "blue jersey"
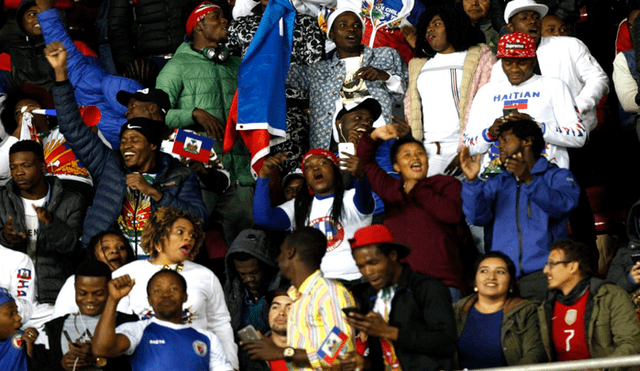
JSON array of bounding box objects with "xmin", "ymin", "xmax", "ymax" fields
[
  {"xmin": 117, "ymin": 317, "xmax": 232, "ymax": 371},
  {"xmin": 0, "ymin": 332, "xmax": 28, "ymax": 371}
]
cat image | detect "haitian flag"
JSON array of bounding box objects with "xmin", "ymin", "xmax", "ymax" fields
[
  {"xmin": 503, "ymin": 99, "xmax": 528, "ymax": 110},
  {"xmin": 316, "ymin": 326, "xmax": 349, "ymax": 365},
  {"xmin": 223, "ymin": 0, "xmax": 294, "ymax": 178},
  {"xmin": 173, "ymin": 129, "xmax": 215, "ymax": 163}
]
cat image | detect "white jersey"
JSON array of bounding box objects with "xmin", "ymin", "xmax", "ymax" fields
[{"xmin": 0, "ymin": 245, "xmax": 35, "ymax": 323}]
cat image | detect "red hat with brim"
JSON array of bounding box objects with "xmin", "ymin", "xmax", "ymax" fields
[{"xmin": 349, "ymin": 224, "xmax": 411, "ymax": 259}]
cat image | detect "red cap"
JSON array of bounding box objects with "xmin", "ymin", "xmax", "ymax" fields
[
  {"xmin": 301, "ymin": 149, "xmax": 339, "ymax": 174},
  {"xmin": 349, "ymin": 225, "xmax": 410, "ymax": 258},
  {"xmin": 497, "ymin": 32, "xmax": 536, "ymax": 59}
]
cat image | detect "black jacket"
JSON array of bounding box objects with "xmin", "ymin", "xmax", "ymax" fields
[
  {"xmin": 108, "ymin": 0, "xmax": 186, "ymax": 71},
  {"xmin": 32, "ymin": 312, "xmax": 138, "ymax": 371},
  {"xmin": 607, "ymin": 198, "xmax": 640, "ymax": 293},
  {"xmin": 0, "ymin": 177, "xmax": 86, "ymax": 303},
  {"xmin": 352, "ymin": 266, "xmax": 457, "ymax": 371}
]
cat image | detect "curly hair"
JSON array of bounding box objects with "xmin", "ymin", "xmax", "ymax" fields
[
  {"xmin": 140, "ymin": 206, "xmax": 205, "ymax": 260},
  {"xmin": 497, "ymin": 119, "xmax": 545, "ymax": 158},
  {"xmin": 415, "ymin": 5, "xmax": 486, "ymax": 58}
]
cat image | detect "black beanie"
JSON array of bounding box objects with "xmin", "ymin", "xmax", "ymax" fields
[{"xmin": 119, "ymin": 117, "xmax": 165, "ymax": 149}]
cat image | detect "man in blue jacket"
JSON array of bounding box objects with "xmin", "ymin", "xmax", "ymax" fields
[
  {"xmin": 460, "ymin": 119, "xmax": 580, "ymax": 301},
  {"xmin": 44, "ymin": 41, "xmax": 207, "ymax": 259}
]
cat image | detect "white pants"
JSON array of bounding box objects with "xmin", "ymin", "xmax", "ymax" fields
[{"xmin": 424, "ymin": 141, "xmax": 458, "ymax": 178}]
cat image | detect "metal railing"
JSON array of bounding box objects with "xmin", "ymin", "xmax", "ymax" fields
[{"xmin": 461, "ymin": 355, "xmax": 640, "ymax": 371}]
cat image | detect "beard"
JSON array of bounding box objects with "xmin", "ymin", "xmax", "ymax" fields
[{"xmin": 271, "ymin": 324, "xmax": 287, "ymax": 336}]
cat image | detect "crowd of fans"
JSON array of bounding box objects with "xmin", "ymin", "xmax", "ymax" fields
[{"xmin": 1, "ymin": 0, "xmax": 640, "ymax": 369}]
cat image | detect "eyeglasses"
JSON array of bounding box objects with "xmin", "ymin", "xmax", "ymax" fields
[{"xmin": 545, "ymin": 260, "xmax": 573, "ymax": 267}]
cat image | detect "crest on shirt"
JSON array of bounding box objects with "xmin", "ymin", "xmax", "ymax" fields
[
  {"xmin": 308, "ymin": 216, "xmax": 345, "ymax": 252},
  {"xmin": 565, "ymin": 309, "xmax": 577, "ymax": 325},
  {"xmin": 192, "ymin": 340, "xmax": 208, "ymax": 357},
  {"xmin": 17, "ymin": 269, "xmax": 32, "ymax": 280},
  {"xmin": 11, "ymin": 333, "xmax": 23, "ymax": 349}
]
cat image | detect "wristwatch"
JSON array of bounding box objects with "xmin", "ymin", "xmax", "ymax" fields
[
  {"xmin": 283, "ymin": 347, "xmax": 295, "ymax": 361},
  {"xmin": 95, "ymin": 357, "xmax": 107, "ymax": 367}
]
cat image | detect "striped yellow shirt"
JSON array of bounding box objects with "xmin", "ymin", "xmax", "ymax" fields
[{"xmin": 286, "ymin": 270, "xmax": 356, "ymax": 370}]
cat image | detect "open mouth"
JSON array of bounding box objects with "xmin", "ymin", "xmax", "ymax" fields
[
  {"xmin": 427, "ymin": 34, "xmax": 435, "ymax": 42},
  {"xmin": 410, "ymin": 162, "xmax": 422, "ymax": 171},
  {"xmin": 528, "ymin": 27, "xmax": 539, "ymax": 35},
  {"xmin": 314, "ymin": 173, "xmax": 324, "ymax": 182},
  {"xmin": 123, "ymin": 151, "xmax": 135, "ymax": 160},
  {"xmin": 180, "ymin": 244, "xmax": 192, "ymax": 256}
]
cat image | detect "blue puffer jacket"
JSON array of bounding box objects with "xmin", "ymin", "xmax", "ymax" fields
[
  {"xmin": 52, "ymin": 81, "xmax": 208, "ymax": 248},
  {"xmin": 38, "ymin": 8, "xmax": 143, "ymax": 148},
  {"xmin": 462, "ymin": 157, "xmax": 580, "ymax": 278}
]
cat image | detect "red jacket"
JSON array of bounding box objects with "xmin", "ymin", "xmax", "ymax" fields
[{"xmin": 358, "ymin": 133, "xmax": 465, "ymax": 290}]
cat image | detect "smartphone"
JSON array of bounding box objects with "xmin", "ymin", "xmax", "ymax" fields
[
  {"xmin": 338, "ymin": 142, "xmax": 355, "ymax": 170},
  {"xmin": 631, "ymin": 253, "xmax": 640, "ymax": 265},
  {"xmin": 237, "ymin": 325, "xmax": 261, "ymax": 343},
  {"xmin": 342, "ymin": 306, "xmax": 360, "ymax": 316},
  {"xmin": 503, "ymin": 107, "xmax": 518, "ymax": 116},
  {"xmin": 391, "ymin": 101, "xmax": 404, "ymax": 121}
]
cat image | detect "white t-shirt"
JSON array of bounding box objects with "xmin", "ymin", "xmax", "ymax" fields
[
  {"xmin": 21, "ymin": 196, "xmax": 46, "ymax": 260},
  {"xmin": 464, "ymin": 74, "xmax": 586, "ymax": 172},
  {"xmin": 112, "ymin": 260, "xmax": 238, "ymax": 369},
  {"xmin": 51, "ymin": 275, "xmax": 77, "ymax": 319},
  {"xmin": 278, "ymin": 189, "xmax": 373, "ymax": 281},
  {"xmin": 418, "ymin": 51, "xmax": 467, "ymax": 144},
  {"xmin": 489, "ymin": 36, "xmax": 608, "ymax": 133}
]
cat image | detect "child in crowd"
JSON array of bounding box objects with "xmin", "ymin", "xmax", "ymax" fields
[{"xmin": 0, "ymin": 288, "xmax": 38, "ymax": 371}]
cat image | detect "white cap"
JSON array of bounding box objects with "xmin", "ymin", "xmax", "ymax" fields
[
  {"xmin": 326, "ymin": 7, "xmax": 365, "ymax": 39},
  {"xmin": 504, "ymin": 0, "xmax": 548, "ymax": 24}
]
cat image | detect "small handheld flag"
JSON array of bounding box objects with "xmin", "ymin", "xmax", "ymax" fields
[
  {"xmin": 316, "ymin": 326, "xmax": 349, "ymax": 365},
  {"xmin": 172, "ymin": 129, "xmax": 215, "ymax": 163}
]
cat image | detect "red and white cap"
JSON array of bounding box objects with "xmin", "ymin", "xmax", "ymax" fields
[
  {"xmin": 186, "ymin": 1, "xmax": 221, "ymax": 37},
  {"xmin": 497, "ymin": 32, "xmax": 537, "ymax": 59}
]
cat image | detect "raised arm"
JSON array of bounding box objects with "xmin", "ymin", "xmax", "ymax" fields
[
  {"xmin": 253, "ymin": 153, "xmax": 292, "ymax": 230},
  {"xmin": 92, "ymin": 275, "xmax": 135, "ymax": 358},
  {"xmin": 45, "ymin": 41, "xmax": 112, "ymax": 180}
]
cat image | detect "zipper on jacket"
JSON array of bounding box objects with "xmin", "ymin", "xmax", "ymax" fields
[{"xmin": 516, "ymin": 182, "xmax": 524, "ymax": 275}]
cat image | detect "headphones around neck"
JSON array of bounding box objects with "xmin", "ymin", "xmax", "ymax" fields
[{"xmin": 194, "ymin": 45, "xmax": 229, "ymax": 64}]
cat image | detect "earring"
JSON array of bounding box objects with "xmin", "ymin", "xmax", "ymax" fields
[
  {"xmin": 509, "ymin": 288, "xmax": 513, "ymax": 293},
  {"xmin": 473, "ymin": 287, "xmax": 478, "ymax": 292}
]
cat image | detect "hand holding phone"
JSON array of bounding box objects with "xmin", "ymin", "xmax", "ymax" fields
[
  {"xmin": 338, "ymin": 143, "xmax": 355, "ymax": 170},
  {"xmin": 503, "ymin": 107, "xmax": 518, "ymax": 117},
  {"xmin": 237, "ymin": 325, "xmax": 261, "ymax": 343},
  {"xmin": 342, "ymin": 307, "xmax": 360, "ymax": 317}
]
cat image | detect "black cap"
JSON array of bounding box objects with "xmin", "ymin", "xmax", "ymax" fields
[{"xmin": 116, "ymin": 88, "xmax": 171, "ymax": 115}]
